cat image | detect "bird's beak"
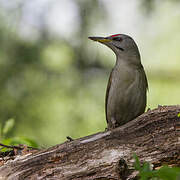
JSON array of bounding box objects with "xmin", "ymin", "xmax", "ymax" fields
[{"xmin": 88, "ymin": 36, "xmax": 112, "ymax": 43}]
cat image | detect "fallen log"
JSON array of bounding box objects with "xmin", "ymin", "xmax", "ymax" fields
[{"xmin": 0, "ymin": 105, "xmax": 179, "ymax": 180}]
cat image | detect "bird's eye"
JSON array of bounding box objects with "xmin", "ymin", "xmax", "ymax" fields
[{"xmin": 113, "ymin": 37, "xmax": 123, "ymax": 41}]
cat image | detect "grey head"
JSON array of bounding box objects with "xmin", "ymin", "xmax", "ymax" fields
[{"xmin": 89, "ymin": 34, "xmax": 141, "ymax": 66}]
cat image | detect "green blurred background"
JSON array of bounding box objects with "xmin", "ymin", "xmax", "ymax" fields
[{"xmin": 0, "ymin": 0, "xmax": 180, "ymax": 147}]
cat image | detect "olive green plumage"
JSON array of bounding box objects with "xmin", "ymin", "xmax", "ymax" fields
[{"xmin": 89, "ymin": 34, "xmax": 148, "ymax": 129}]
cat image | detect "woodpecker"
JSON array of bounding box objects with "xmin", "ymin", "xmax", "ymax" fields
[{"xmin": 89, "ymin": 34, "xmax": 148, "ymax": 129}]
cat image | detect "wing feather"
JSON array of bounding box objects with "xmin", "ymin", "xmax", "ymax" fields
[{"xmin": 105, "ymin": 70, "xmax": 113, "ymax": 124}]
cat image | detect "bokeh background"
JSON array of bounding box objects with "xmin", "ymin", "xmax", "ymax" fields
[{"xmin": 0, "ymin": 0, "xmax": 180, "ymax": 147}]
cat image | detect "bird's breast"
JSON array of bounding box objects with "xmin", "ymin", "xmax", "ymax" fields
[{"xmin": 107, "ymin": 64, "xmax": 145, "ymax": 112}]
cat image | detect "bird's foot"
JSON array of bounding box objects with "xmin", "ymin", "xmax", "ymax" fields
[{"xmin": 147, "ymin": 107, "xmax": 151, "ymax": 112}]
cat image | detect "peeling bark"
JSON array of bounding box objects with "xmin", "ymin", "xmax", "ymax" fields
[{"xmin": 0, "ymin": 105, "xmax": 179, "ymax": 180}]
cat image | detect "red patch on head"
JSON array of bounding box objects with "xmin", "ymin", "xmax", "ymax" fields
[{"xmin": 110, "ymin": 34, "xmax": 121, "ymax": 37}]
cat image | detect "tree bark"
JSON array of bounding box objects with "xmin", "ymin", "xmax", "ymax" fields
[{"xmin": 0, "ymin": 105, "xmax": 179, "ymax": 180}]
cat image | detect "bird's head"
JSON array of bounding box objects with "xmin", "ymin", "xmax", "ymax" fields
[{"xmin": 89, "ymin": 34, "xmax": 141, "ymax": 65}]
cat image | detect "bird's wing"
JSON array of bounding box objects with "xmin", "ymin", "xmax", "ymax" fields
[{"xmin": 105, "ymin": 69, "xmax": 113, "ymax": 124}]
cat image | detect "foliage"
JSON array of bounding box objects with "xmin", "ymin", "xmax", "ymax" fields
[
  {"xmin": 133, "ymin": 154, "xmax": 180, "ymax": 180},
  {"xmin": 0, "ymin": 119, "xmax": 38, "ymax": 152}
]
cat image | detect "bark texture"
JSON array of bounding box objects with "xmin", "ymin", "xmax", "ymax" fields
[{"xmin": 0, "ymin": 105, "xmax": 180, "ymax": 180}]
